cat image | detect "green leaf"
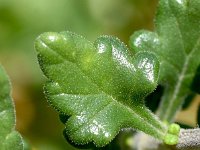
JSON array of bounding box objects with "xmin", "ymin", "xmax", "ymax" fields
[
  {"xmin": 130, "ymin": 0, "xmax": 200, "ymax": 122},
  {"xmin": 0, "ymin": 65, "xmax": 24, "ymax": 150},
  {"xmin": 35, "ymin": 31, "xmax": 167, "ymax": 147}
]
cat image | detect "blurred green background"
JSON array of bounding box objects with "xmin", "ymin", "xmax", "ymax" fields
[{"xmin": 0, "ymin": 0, "xmax": 165, "ymax": 149}]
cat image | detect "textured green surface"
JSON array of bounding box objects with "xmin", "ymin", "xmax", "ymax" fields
[
  {"xmin": 168, "ymin": 123, "xmax": 180, "ymax": 135},
  {"xmin": 0, "ymin": 65, "xmax": 24, "ymax": 150},
  {"xmin": 35, "ymin": 31, "xmax": 167, "ymax": 147},
  {"xmin": 130, "ymin": 0, "xmax": 200, "ymax": 122},
  {"xmin": 163, "ymin": 133, "xmax": 179, "ymax": 145}
]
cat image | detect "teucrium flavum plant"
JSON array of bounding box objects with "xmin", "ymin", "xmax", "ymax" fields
[
  {"xmin": 0, "ymin": 65, "xmax": 24, "ymax": 150},
  {"xmin": 34, "ymin": 0, "xmax": 200, "ymax": 148}
]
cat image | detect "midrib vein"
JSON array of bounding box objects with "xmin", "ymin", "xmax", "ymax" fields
[
  {"xmin": 72, "ymin": 97, "xmax": 165, "ymax": 138},
  {"xmin": 162, "ymin": 38, "xmax": 199, "ymax": 121},
  {"xmin": 162, "ymin": 55, "xmax": 188, "ymax": 121},
  {"xmin": 120, "ymin": 102, "xmax": 166, "ymax": 138},
  {"xmin": 54, "ymin": 91, "xmax": 166, "ymax": 138},
  {"xmin": 161, "ymin": 2, "xmax": 188, "ymax": 121}
]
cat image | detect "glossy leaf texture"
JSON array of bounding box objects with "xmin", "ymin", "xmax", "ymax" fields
[
  {"xmin": 0, "ymin": 65, "xmax": 24, "ymax": 150},
  {"xmin": 130, "ymin": 0, "xmax": 200, "ymax": 122},
  {"xmin": 35, "ymin": 31, "xmax": 167, "ymax": 147}
]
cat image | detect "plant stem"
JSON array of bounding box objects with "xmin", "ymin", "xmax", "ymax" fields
[
  {"xmin": 130, "ymin": 128, "xmax": 200, "ymax": 150},
  {"xmin": 176, "ymin": 128, "xmax": 200, "ymax": 150}
]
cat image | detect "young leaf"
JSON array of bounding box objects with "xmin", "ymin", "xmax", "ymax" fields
[
  {"xmin": 0, "ymin": 65, "xmax": 24, "ymax": 150},
  {"xmin": 35, "ymin": 31, "xmax": 167, "ymax": 147},
  {"xmin": 130, "ymin": 0, "xmax": 200, "ymax": 122}
]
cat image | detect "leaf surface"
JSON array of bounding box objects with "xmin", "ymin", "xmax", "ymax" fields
[
  {"xmin": 130, "ymin": 0, "xmax": 200, "ymax": 122},
  {"xmin": 35, "ymin": 31, "xmax": 166, "ymax": 146},
  {"xmin": 0, "ymin": 65, "xmax": 24, "ymax": 150}
]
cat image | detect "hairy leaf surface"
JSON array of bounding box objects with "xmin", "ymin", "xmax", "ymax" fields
[
  {"xmin": 35, "ymin": 31, "xmax": 166, "ymax": 147},
  {"xmin": 0, "ymin": 65, "xmax": 24, "ymax": 150},
  {"xmin": 130, "ymin": 0, "xmax": 200, "ymax": 122}
]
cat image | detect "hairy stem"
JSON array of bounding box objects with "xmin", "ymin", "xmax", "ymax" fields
[
  {"xmin": 176, "ymin": 128, "xmax": 200, "ymax": 150},
  {"xmin": 130, "ymin": 128, "xmax": 200, "ymax": 150}
]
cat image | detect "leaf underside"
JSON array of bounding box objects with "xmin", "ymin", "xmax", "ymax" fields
[
  {"xmin": 0, "ymin": 66, "xmax": 24, "ymax": 150},
  {"xmin": 35, "ymin": 31, "xmax": 166, "ymax": 147},
  {"xmin": 130, "ymin": 0, "xmax": 200, "ymax": 122}
]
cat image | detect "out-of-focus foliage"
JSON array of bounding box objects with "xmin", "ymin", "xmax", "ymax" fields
[{"xmin": 0, "ymin": 0, "xmax": 158, "ymax": 52}]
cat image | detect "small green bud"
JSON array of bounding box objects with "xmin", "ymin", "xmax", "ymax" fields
[
  {"xmin": 168, "ymin": 123, "xmax": 180, "ymax": 135},
  {"xmin": 164, "ymin": 133, "xmax": 179, "ymax": 145}
]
